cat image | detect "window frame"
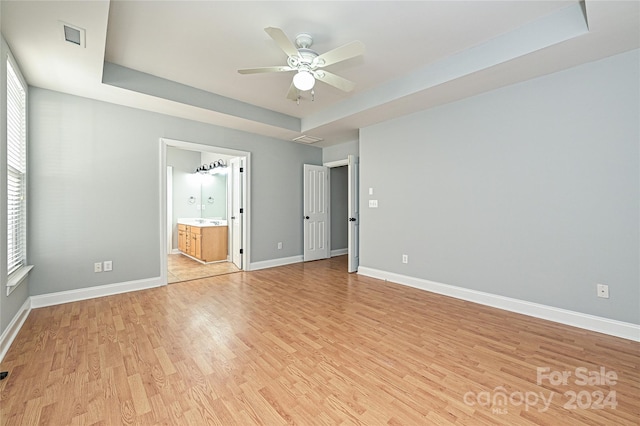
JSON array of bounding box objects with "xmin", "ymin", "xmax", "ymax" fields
[{"xmin": 6, "ymin": 52, "xmax": 32, "ymax": 295}]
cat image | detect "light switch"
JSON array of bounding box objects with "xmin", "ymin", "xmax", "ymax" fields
[
  {"xmin": 369, "ymin": 200, "xmax": 378, "ymax": 208},
  {"xmin": 369, "ymin": 187, "xmax": 374, "ymax": 195}
]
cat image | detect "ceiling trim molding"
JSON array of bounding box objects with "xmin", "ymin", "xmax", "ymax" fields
[
  {"xmin": 102, "ymin": 62, "xmax": 301, "ymax": 132},
  {"xmin": 302, "ymin": 2, "xmax": 589, "ymax": 133}
]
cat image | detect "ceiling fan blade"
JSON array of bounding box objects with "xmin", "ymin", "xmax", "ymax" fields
[
  {"xmin": 286, "ymin": 82, "xmax": 299, "ymax": 101},
  {"xmin": 315, "ymin": 71, "xmax": 356, "ymax": 92},
  {"xmin": 315, "ymin": 40, "xmax": 365, "ymax": 67},
  {"xmin": 264, "ymin": 27, "xmax": 299, "ymax": 58},
  {"xmin": 238, "ymin": 66, "xmax": 294, "ymax": 74}
]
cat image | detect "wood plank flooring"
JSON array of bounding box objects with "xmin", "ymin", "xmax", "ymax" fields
[
  {"xmin": 167, "ymin": 254, "xmax": 240, "ymax": 284},
  {"xmin": 1, "ymin": 256, "xmax": 638, "ymax": 425}
]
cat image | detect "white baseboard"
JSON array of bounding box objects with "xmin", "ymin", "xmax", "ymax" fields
[
  {"xmin": 30, "ymin": 277, "xmax": 165, "ymax": 309},
  {"xmin": 331, "ymin": 248, "xmax": 348, "ymax": 257},
  {"xmin": 249, "ymin": 255, "xmax": 303, "ymax": 271},
  {"xmin": 0, "ymin": 298, "xmax": 31, "ymax": 362},
  {"xmin": 358, "ymin": 267, "xmax": 640, "ymax": 342}
]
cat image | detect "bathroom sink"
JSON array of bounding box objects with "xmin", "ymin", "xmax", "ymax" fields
[{"xmin": 177, "ymin": 218, "xmax": 227, "ymax": 227}]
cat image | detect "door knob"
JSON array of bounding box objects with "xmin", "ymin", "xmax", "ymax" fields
[
  {"xmin": 305, "ymin": 216, "xmax": 310, "ymax": 219},
  {"xmin": 349, "ymin": 217, "xmax": 357, "ymax": 222}
]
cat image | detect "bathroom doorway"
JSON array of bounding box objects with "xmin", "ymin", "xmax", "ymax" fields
[{"xmin": 160, "ymin": 138, "xmax": 250, "ymax": 284}]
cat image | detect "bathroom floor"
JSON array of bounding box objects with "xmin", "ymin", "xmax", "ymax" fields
[{"xmin": 167, "ymin": 253, "xmax": 240, "ymax": 283}]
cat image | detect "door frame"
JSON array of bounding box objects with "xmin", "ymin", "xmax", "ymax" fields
[
  {"xmin": 323, "ymin": 157, "xmax": 359, "ymax": 271},
  {"xmin": 347, "ymin": 155, "xmax": 359, "ymax": 273},
  {"xmin": 159, "ymin": 138, "xmax": 251, "ymax": 284}
]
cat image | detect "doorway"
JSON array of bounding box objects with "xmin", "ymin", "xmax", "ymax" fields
[
  {"xmin": 303, "ymin": 155, "xmax": 359, "ymax": 272},
  {"xmin": 160, "ymin": 138, "xmax": 250, "ymax": 284}
]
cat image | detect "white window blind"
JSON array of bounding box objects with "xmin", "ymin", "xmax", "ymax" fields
[{"xmin": 7, "ymin": 58, "xmax": 27, "ymax": 276}]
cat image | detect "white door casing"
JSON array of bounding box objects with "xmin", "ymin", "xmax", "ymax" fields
[
  {"xmin": 347, "ymin": 155, "xmax": 360, "ymax": 273},
  {"xmin": 167, "ymin": 166, "xmax": 173, "ymax": 254},
  {"xmin": 160, "ymin": 138, "xmax": 250, "ymax": 285},
  {"xmin": 303, "ymin": 164, "xmax": 330, "ymax": 261}
]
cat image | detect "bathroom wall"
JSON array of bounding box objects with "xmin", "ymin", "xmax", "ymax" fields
[
  {"xmin": 168, "ymin": 146, "xmax": 200, "ymax": 219},
  {"xmin": 167, "ymin": 147, "xmax": 198, "ymax": 250}
]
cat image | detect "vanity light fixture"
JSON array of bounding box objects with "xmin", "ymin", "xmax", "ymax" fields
[{"xmin": 195, "ymin": 159, "xmax": 227, "ymax": 174}]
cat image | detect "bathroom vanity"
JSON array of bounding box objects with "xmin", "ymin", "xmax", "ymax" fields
[{"xmin": 177, "ymin": 219, "xmax": 228, "ymax": 262}]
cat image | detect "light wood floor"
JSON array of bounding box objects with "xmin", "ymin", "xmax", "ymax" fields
[
  {"xmin": 167, "ymin": 253, "xmax": 240, "ymax": 284},
  {"xmin": 1, "ymin": 256, "xmax": 638, "ymax": 425}
]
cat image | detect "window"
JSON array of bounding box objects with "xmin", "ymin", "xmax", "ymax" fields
[{"xmin": 6, "ymin": 56, "xmax": 28, "ymax": 286}]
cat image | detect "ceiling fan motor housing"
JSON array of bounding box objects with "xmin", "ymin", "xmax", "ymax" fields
[
  {"xmin": 294, "ymin": 33, "xmax": 313, "ymax": 49},
  {"xmin": 288, "ymin": 47, "xmax": 320, "ymax": 69}
]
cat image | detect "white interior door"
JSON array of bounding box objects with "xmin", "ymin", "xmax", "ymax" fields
[
  {"xmin": 166, "ymin": 166, "xmax": 173, "ymax": 254},
  {"xmin": 347, "ymin": 155, "xmax": 359, "ymax": 272},
  {"xmin": 230, "ymin": 157, "xmax": 243, "ymax": 269},
  {"xmin": 304, "ymin": 164, "xmax": 330, "ymax": 261}
]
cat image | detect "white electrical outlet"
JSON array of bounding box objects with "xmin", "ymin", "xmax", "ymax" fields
[
  {"xmin": 94, "ymin": 262, "xmax": 102, "ymax": 273},
  {"xmin": 597, "ymin": 284, "xmax": 609, "ymax": 299},
  {"xmin": 402, "ymin": 254, "xmax": 408, "ymax": 264},
  {"xmin": 104, "ymin": 260, "xmax": 113, "ymax": 271},
  {"xmin": 277, "ymin": 242, "xmax": 283, "ymax": 250}
]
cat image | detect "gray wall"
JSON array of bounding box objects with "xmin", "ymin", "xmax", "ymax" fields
[
  {"xmin": 28, "ymin": 88, "xmax": 321, "ymax": 296},
  {"xmin": 323, "ymin": 140, "xmax": 358, "ymax": 163},
  {"xmin": 1, "ymin": 35, "xmax": 30, "ymax": 335},
  {"xmin": 330, "ymin": 166, "xmax": 348, "ymax": 251},
  {"xmin": 360, "ymin": 49, "xmax": 639, "ymax": 324}
]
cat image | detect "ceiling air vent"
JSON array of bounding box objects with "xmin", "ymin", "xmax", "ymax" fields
[
  {"xmin": 293, "ymin": 135, "xmax": 324, "ymax": 144},
  {"xmin": 60, "ymin": 22, "xmax": 86, "ymax": 47}
]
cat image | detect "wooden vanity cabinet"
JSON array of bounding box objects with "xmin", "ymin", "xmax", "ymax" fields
[
  {"xmin": 178, "ymin": 223, "xmax": 227, "ymax": 262},
  {"xmin": 178, "ymin": 224, "xmax": 188, "ymax": 253}
]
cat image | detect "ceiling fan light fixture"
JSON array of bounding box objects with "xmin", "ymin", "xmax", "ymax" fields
[
  {"xmin": 293, "ymin": 70, "xmax": 315, "ymax": 91},
  {"xmin": 238, "ymin": 27, "xmax": 364, "ymax": 99}
]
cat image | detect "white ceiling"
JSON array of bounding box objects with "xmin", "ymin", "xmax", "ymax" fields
[{"xmin": 1, "ymin": 1, "xmax": 638, "ymax": 147}]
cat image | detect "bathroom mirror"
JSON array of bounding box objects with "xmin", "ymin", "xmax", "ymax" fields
[
  {"xmin": 199, "ymin": 173, "xmax": 227, "ymax": 219},
  {"xmin": 167, "ymin": 147, "xmax": 229, "ymax": 220}
]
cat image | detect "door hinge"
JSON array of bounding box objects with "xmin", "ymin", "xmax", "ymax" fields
[
  {"xmin": 240, "ymin": 167, "xmax": 244, "ymax": 172},
  {"xmin": 240, "ymin": 208, "xmax": 244, "ymax": 214},
  {"xmin": 240, "ymin": 249, "xmax": 244, "ymax": 254}
]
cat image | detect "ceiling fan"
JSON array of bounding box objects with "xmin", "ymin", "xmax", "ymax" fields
[{"xmin": 238, "ymin": 27, "xmax": 365, "ymax": 101}]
